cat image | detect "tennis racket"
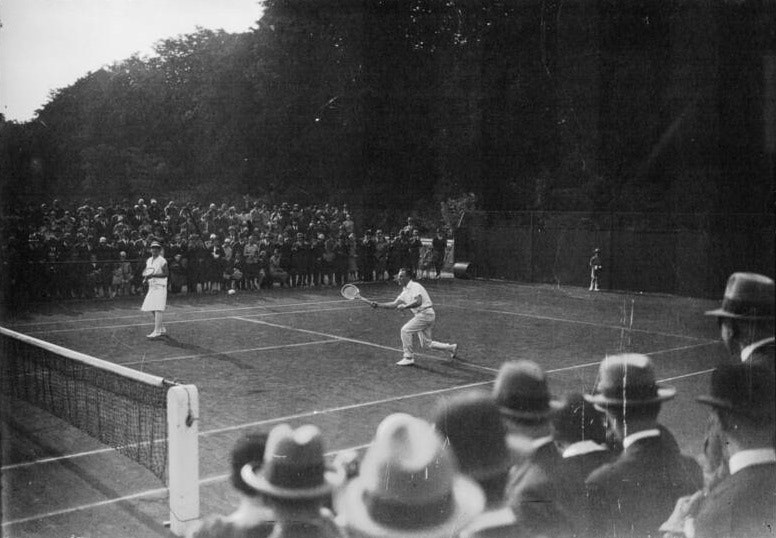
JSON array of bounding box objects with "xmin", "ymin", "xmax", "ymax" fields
[
  {"xmin": 142, "ymin": 267, "xmax": 155, "ymax": 278},
  {"xmin": 340, "ymin": 283, "xmax": 371, "ymax": 304}
]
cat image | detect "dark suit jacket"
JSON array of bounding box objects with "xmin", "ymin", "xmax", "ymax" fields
[
  {"xmin": 585, "ymin": 426, "xmax": 702, "ymax": 538},
  {"xmin": 563, "ymin": 445, "xmax": 616, "ymax": 537},
  {"xmin": 745, "ymin": 340, "xmax": 775, "ymax": 374},
  {"xmin": 693, "ymin": 462, "xmax": 776, "ymax": 538},
  {"xmin": 506, "ymin": 440, "xmax": 576, "ymax": 538}
]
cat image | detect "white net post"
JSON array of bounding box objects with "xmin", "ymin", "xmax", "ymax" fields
[{"xmin": 167, "ymin": 384, "xmax": 200, "ymax": 536}]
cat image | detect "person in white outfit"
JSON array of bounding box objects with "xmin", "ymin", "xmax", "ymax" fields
[
  {"xmin": 371, "ymin": 267, "xmax": 458, "ymax": 366},
  {"xmin": 141, "ymin": 240, "xmax": 168, "ymax": 338}
]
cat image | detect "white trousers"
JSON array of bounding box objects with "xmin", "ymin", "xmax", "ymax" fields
[{"xmin": 400, "ymin": 310, "xmax": 455, "ymax": 359}]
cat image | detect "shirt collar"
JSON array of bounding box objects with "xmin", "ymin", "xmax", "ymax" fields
[
  {"xmin": 531, "ymin": 436, "xmax": 555, "ymax": 450},
  {"xmin": 622, "ymin": 428, "xmax": 660, "ymax": 450},
  {"xmin": 729, "ymin": 448, "xmax": 776, "ymax": 475},
  {"xmin": 740, "ymin": 337, "xmax": 775, "ymax": 363},
  {"xmin": 562, "ymin": 440, "xmax": 608, "ymax": 459}
]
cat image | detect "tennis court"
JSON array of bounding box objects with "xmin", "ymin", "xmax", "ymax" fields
[{"xmin": 1, "ymin": 278, "xmax": 728, "ymax": 537}]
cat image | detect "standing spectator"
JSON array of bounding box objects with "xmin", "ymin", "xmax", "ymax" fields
[
  {"xmin": 704, "ymin": 272, "xmax": 774, "ymax": 371},
  {"xmin": 373, "ymin": 230, "xmax": 388, "ymax": 281},
  {"xmin": 589, "ymin": 248, "xmax": 602, "ymax": 291},
  {"xmin": 168, "ymin": 253, "xmax": 186, "ymax": 294},
  {"xmin": 269, "ymin": 249, "xmax": 289, "ymax": 287},
  {"xmin": 407, "ymin": 229, "xmax": 422, "ymax": 278},
  {"xmin": 187, "ymin": 432, "xmax": 274, "ymax": 538},
  {"xmin": 243, "ymin": 235, "xmax": 262, "ymax": 291},
  {"xmin": 432, "ymin": 392, "xmax": 519, "ymax": 538},
  {"xmin": 493, "ymin": 360, "xmax": 574, "ymax": 538},
  {"xmin": 357, "ymin": 230, "xmax": 375, "ymax": 283},
  {"xmin": 584, "ymin": 354, "xmax": 702, "ymax": 538},
  {"xmin": 336, "ymin": 413, "xmax": 484, "ymax": 538},
  {"xmin": 678, "ymin": 364, "xmax": 775, "ymax": 538},
  {"xmin": 346, "ymin": 233, "xmax": 358, "ymax": 282},
  {"xmin": 431, "ymin": 228, "xmax": 447, "ymax": 279},
  {"xmin": 112, "ymin": 251, "xmax": 134, "ymax": 297},
  {"xmin": 239, "ymin": 424, "xmax": 345, "ymax": 538}
]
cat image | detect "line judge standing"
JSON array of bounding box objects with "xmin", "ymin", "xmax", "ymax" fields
[
  {"xmin": 142, "ymin": 240, "xmax": 168, "ymax": 339},
  {"xmin": 371, "ymin": 267, "xmax": 458, "ymax": 366}
]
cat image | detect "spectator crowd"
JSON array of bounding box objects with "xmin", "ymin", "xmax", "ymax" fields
[
  {"xmin": 1, "ymin": 198, "xmax": 450, "ymax": 303},
  {"xmin": 186, "ymin": 272, "xmax": 774, "ymax": 538}
]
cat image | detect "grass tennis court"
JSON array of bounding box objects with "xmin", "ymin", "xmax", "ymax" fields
[{"xmin": 1, "ymin": 278, "xmax": 729, "ymax": 537}]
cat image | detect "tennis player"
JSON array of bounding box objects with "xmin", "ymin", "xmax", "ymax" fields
[
  {"xmin": 371, "ymin": 267, "xmax": 458, "ymax": 366},
  {"xmin": 142, "ymin": 240, "xmax": 168, "ymax": 338}
]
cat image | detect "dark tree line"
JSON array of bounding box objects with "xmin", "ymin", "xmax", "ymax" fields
[{"xmin": 1, "ymin": 0, "xmax": 773, "ymax": 218}]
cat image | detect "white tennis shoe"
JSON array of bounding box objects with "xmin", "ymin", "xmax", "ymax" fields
[
  {"xmin": 147, "ymin": 331, "xmax": 161, "ymax": 339},
  {"xmin": 396, "ymin": 357, "xmax": 415, "ymax": 366}
]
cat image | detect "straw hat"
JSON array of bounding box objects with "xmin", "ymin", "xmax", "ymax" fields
[
  {"xmin": 705, "ymin": 272, "xmax": 774, "ymax": 320},
  {"xmin": 339, "ymin": 414, "xmax": 484, "ymax": 538},
  {"xmin": 240, "ymin": 424, "xmax": 344, "ymax": 499},
  {"xmin": 493, "ymin": 360, "xmax": 562, "ymax": 420},
  {"xmin": 584, "ymin": 354, "xmax": 675, "ymax": 408}
]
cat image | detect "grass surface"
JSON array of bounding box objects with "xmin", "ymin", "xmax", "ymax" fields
[{"xmin": 1, "ymin": 278, "xmax": 727, "ymax": 537}]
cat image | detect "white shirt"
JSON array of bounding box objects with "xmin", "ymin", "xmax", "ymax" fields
[
  {"xmin": 740, "ymin": 337, "xmax": 775, "ymax": 363},
  {"xmin": 562, "ymin": 439, "xmax": 608, "ymax": 459},
  {"xmin": 397, "ymin": 280, "xmax": 433, "ymax": 315},
  {"xmin": 145, "ymin": 255, "xmax": 168, "ymax": 287},
  {"xmin": 728, "ymin": 448, "xmax": 776, "ymax": 475},
  {"xmin": 622, "ymin": 428, "xmax": 660, "ymax": 450}
]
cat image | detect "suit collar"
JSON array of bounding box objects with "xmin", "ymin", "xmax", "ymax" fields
[
  {"xmin": 741, "ymin": 337, "xmax": 775, "ymax": 362},
  {"xmin": 729, "ymin": 448, "xmax": 776, "ymax": 475},
  {"xmin": 622, "ymin": 428, "xmax": 660, "ymax": 450}
]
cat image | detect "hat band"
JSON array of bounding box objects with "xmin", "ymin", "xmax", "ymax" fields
[
  {"xmin": 498, "ymin": 394, "xmax": 550, "ymax": 414},
  {"xmin": 598, "ymin": 384, "xmax": 658, "ymax": 402},
  {"xmin": 720, "ymin": 297, "xmax": 774, "ymax": 318},
  {"xmin": 364, "ymin": 491, "xmax": 454, "ymax": 530},
  {"xmin": 265, "ymin": 461, "xmax": 325, "ymax": 490}
]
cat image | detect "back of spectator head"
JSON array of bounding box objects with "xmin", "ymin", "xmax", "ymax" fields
[
  {"xmin": 552, "ymin": 392, "xmax": 607, "ymax": 448},
  {"xmin": 493, "ymin": 360, "xmax": 562, "ymax": 427},
  {"xmin": 432, "ymin": 391, "xmax": 510, "ymax": 506},
  {"xmin": 338, "ymin": 413, "xmax": 484, "ymax": 538}
]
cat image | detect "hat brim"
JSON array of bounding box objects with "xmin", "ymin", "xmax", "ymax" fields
[
  {"xmin": 240, "ymin": 463, "xmax": 344, "ymax": 500},
  {"xmin": 338, "ymin": 474, "xmax": 484, "ymax": 538},
  {"xmin": 584, "ymin": 386, "xmax": 676, "ymax": 407},
  {"xmin": 498, "ymin": 400, "xmax": 564, "ymax": 421},
  {"xmin": 704, "ymin": 308, "xmax": 774, "ymax": 320}
]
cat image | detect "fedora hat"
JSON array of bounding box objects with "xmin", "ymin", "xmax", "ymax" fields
[
  {"xmin": 339, "ymin": 414, "xmax": 484, "ymax": 538},
  {"xmin": 493, "ymin": 360, "xmax": 562, "ymax": 420},
  {"xmin": 705, "ymin": 272, "xmax": 774, "ymax": 320},
  {"xmin": 584, "ymin": 354, "xmax": 675, "ymax": 408},
  {"xmin": 696, "ymin": 364, "xmax": 775, "ymax": 421},
  {"xmin": 240, "ymin": 424, "xmax": 344, "ymax": 499},
  {"xmin": 433, "ymin": 391, "xmax": 510, "ymax": 481}
]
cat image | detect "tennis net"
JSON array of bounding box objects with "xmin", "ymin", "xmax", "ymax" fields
[{"xmin": 0, "ymin": 326, "xmax": 200, "ymax": 535}]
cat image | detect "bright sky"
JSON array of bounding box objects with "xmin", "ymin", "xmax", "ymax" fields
[{"xmin": 0, "ymin": 0, "xmax": 263, "ymax": 122}]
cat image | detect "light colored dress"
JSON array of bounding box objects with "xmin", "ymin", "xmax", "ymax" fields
[{"xmin": 141, "ymin": 255, "xmax": 168, "ymax": 311}]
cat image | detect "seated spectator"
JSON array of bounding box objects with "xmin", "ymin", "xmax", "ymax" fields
[
  {"xmin": 493, "ymin": 360, "xmax": 575, "ymax": 538},
  {"xmin": 269, "ymin": 249, "xmax": 290, "ymax": 287},
  {"xmin": 187, "ymin": 431, "xmax": 274, "ymax": 538},
  {"xmin": 432, "ymin": 391, "xmax": 519, "ymax": 538},
  {"xmin": 240, "ymin": 424, "xmax": 345, "ymax": 538},
  {"xmin": 584, "ymin": 354, "xmax": 702, "ymax": 538},
  {"xmin": 336, "ymin": 413, "xmax": 484, "ymax": 538}
]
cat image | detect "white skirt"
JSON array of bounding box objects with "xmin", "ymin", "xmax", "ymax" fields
[{"xmin": 141, "ymin": 281, "xmax": 167, "ymax": 311}]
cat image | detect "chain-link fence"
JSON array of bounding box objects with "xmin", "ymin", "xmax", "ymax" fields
[{"xmin": 454, "ymin": 211, "xmax": 775, "ymax": 298}]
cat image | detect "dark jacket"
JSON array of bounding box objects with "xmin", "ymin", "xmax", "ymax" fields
[
  {"xmin": 693, "ymin": 461, "xmax": 776, "ymax": 538},
  {"xmin": 585, "ymin": 426, "xmax": 702, "ymax": 538}
]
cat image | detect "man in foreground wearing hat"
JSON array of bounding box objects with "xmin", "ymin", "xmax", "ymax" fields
[
  {"xmin": 336, "ymin": 413, "xmax": 484, "ymax": 538},
  {"xmin": 141, "ymin": 240, "xmax": 168, "ymax": 338},
  {"xmin": 239, "ymin": 423, "xmax": 345, "ymax": 538},
  {"xmin": 705, "ymin": 272, "xmax": 775, "ymax": 372},
  {"xmin": 493, "ymin": 360, "xmax": 576, "ymax": 538},
  {"xmin": 689, "ymin": 363, "xmax": 775, "ymax": 538},
  {"xmin": 584, "ymin": 354, "xmax": 702, "ymax": 538},
  {"xmin": 432, "ymin": 391, "xmax": 519, "ymax": 538}
]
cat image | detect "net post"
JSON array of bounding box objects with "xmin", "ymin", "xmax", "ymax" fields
[{"xmin": 167, "ymin": 384, "xmax": 200, "ymax": 536}]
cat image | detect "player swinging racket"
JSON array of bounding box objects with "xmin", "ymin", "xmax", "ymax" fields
[{"xmin": 370, "ymin": 267, "xmax": 458, "ymax": 366}]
